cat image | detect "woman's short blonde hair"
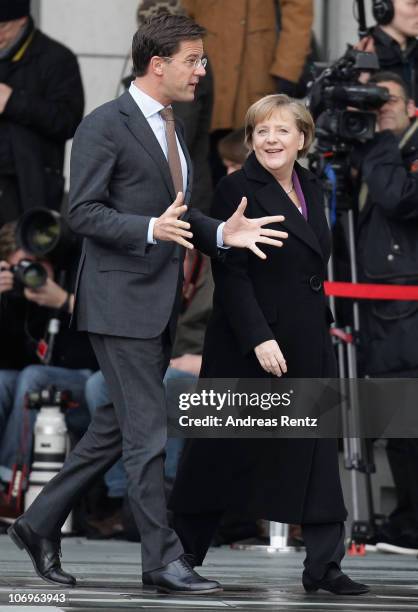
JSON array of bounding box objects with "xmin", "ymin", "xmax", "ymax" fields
[{"xmin": 244, "ymin": 94, "xmax": 315, "ymax": 158}]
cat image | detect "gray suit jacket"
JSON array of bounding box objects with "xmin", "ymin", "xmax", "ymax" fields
[{"xmin": 67, "ymin": 91, "xmax": 220, "ymax": 339}]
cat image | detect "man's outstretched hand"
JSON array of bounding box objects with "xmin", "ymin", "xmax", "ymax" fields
[
  {"xmin": 223, "ymin": 197, "xmax": 288, "ymax": 259},
  {"xmin": 154, "ymin": 192, "xmax": 194, "ymax": 249}
]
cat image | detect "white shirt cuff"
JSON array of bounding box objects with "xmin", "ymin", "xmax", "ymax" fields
[
  {"xmin": 147, "ymin": 217, "xmax": 157, "ymax": 244},
  {"xmin": 216, "ymin": 222, "xmax": 230, "ymax": 249}
]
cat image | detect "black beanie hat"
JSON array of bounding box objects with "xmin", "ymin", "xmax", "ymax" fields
[{"xmin": 0, "ymin": 0, "xmax": 31, "ymax": 22}]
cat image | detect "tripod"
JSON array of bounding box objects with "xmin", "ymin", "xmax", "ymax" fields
[{"xmin": 309, "ymin": 150, "xmax": 380, "ymax": 550}]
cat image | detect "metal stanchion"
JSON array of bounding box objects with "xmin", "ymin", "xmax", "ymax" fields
[
  {"xmin": 233, "ymin": 521, "xmax": 304, "ymax": 553},
  {"xmin": 267, "ymin": 522, "xmax": 304, "ymax": 553}
]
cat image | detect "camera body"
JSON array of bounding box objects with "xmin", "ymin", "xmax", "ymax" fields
[
  {"xmin": 9, "ymin": 258, "xmax": 47, "ymax": 290},
  {"xmin": 316, "ymin": 108, "xmax": 376, "ymax": 145}
]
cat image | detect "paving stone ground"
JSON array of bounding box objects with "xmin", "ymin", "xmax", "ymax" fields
[{"xmin": 1, "ymin": 535, "xmax": 418, "ymax": 611}]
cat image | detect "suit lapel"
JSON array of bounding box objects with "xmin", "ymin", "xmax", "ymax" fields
[
  {"xmin": 118, "ymin": 92, "xmax": 175, "ymax": 200},
  {"xmin": 244, "ymin": 154, "xmax": 324, "ymax": 259}
]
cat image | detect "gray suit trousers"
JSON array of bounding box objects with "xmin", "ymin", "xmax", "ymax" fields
[{"xmin": 24, "ymin": 332, "xmax": 184, "ymax": 572}]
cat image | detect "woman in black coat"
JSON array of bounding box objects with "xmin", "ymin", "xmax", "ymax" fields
[{"xmin": 170, "ymin": 95, "xmax": 368, "ymax": 595}]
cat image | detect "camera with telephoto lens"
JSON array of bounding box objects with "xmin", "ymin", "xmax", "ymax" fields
[{"xmin": 9, "ymin": 258, "xmax": 47, "ymax": 290}]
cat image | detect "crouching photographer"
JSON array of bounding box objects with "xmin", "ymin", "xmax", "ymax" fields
[
  {"xmin": 351, "ymin": 71, "xmax": 418, "ymax": 553},
  {"xmin": 0, "ymin": 214, "xmax": 97, "ymax": 518}
]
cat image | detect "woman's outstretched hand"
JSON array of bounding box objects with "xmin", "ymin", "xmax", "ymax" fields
[{"xmin": 222, "ymin": 197, "xmax": 288, "ymax": 259}]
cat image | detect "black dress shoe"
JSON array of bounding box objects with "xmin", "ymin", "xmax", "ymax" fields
[
  {"xmin": 8, "ymin": 517, "xmax": 76, "ymax": 587},
  {"xmin": 142, "ymin": 555, "xmax": 222, "ymax": 594},
  {"xmin": 302, "ymin": 570, "xmax": 369, "ymax": 595}
]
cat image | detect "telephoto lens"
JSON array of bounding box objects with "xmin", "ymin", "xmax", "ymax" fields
[
  {"xmin": 16, "ymin": 209, "xmax": 61, "ymax": 256},
  {"xmin": 15, "ymin": 208, "xmax": 77, "ymax": 267},
  {"xmin": 24, "ymin": 388, "xmax": 73, "ymax": 533}
]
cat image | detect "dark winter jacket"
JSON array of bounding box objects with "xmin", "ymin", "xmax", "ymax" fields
[
  {"xmin": 372, "ymin": 27, "xmax": 418, "ymax": 102},
  {"xmin": 0, "ymin": 261, "xmax": 97, "ymax": 372},
  {"xmin": 0, "ymin": 19, "xmax": 84, "ymax": 212},
  {"xmin": 356, "ymin": 124, "xmax": 418, "ymax": 376}
]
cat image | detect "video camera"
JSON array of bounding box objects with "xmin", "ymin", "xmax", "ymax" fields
[{"xmin": 307, "ymin": 47, "xmax": 389, "ymax": 152}]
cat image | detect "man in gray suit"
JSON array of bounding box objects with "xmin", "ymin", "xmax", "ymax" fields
[{"xmin": 8, "ymin": 13, "xmax": 287, "ymax": 594}]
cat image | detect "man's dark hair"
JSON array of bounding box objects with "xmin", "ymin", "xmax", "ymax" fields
[
  {"xmin": 369, "ymin": 71, "xmax": 411, "ymax": 101},
  {"xmin": 132, "ymin": 12, "xmax": 205, "ymax": 77}
]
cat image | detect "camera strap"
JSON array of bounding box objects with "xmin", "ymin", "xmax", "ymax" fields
[
  {"xmin": 398, "ymin": 118, "xmax": 418, "ymax": 149},
  {"xmin": 36, "ymin": 338, "xmax": 48, "ymax": 362},
  {"xmin": 5, "ymin": 395, "xmax": 33, "ymax": 514},
  {"xmin": 324, "ymin": 164, "xmax": 338, "ymax": 226},
  {"xmin": 6, "ymin": 462, "xmax": 28, "ymax": 514}
]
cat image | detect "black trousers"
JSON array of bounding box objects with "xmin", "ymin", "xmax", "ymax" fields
[
  {"xmin": 386, "ymin": 438, "xmax": 418, "ymax": 534},
  {"xmin": 172, "ymin": 512, "xmax": 345, "ymax": 581},
  {"xmin": 24, "ymin": 332, "xmax": 184, "ymax": 572}
]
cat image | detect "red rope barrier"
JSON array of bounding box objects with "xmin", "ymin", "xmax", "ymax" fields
[{"xmin": 324, "ymin": 281, "xmax": 418, "ymax": 301}]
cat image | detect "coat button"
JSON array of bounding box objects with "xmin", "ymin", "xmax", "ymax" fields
[
  {"xmin": 172, "ymin": 257, "xmax": 179, "ymax": 264},
  {"xmin": 309, "ymin": 275, "xmax": 322, "ymax": 292}
]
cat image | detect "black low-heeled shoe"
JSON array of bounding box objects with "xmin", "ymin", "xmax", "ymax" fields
[
  {"xmin": 8, "ymin": 517, "xmax": 76, "ymax": 587},
  {"xmin": 142, "ymin": 555, "xmax": 222, "ymax": 594},
  {"xmin": 302, "ymin": 570, "xmax": 369, "ymax": 595}
]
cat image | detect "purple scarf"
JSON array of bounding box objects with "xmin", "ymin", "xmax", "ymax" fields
[{"xmin": 292, "ymin": 169, "xmax": 308, "ymax": 220}]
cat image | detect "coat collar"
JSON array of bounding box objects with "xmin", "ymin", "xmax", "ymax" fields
[
  {"xmin": 117, "ymin": 91, "xmax": 192, "ymax": 204},
  {"xmin": 372, "ymin": 26, "xmax": 418, "ymax": 61},
  {"xmin": 1, "ymin": 19, "xmax": 37, "ymax": 63},
  {"xmin": 243, "ymin": 152, "xmax": 324, "ymax": 259}
]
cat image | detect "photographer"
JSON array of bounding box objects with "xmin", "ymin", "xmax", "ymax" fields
[
  {"xmin": 0, "ymin": 0, "xmax": 84, "ymax": 224},
  {"xmin": 352, "ymin": 71, "xmax": 418, "ymax": 554},
  {"xmin": 0, "ymin": 221, "xmax": 96, "ymax": 511},
  {"xmin": 358, "ymin": 0, "xmax": 418, "ymax": 102}
]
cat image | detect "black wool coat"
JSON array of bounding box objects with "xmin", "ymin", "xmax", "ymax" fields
[
  {"xmin": 170, "ymin": 153, "xmax": 347, "ymax": 524},
  {"xmin": 0, "ymin": 23, "xmax": 84, "ymax": 211}
]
